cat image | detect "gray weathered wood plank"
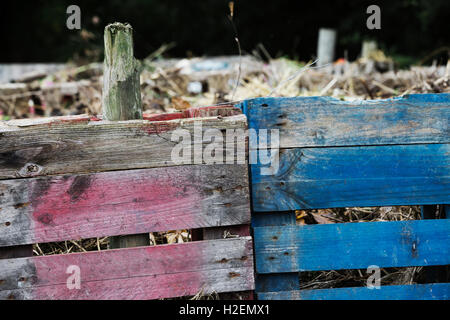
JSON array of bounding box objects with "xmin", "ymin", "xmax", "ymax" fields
[{"xmin": 0, "ymin": 114, "xmax": 247, "ymax": 180}]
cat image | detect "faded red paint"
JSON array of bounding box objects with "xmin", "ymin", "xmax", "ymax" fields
[
  {"xmin": 33, "ymin": 272, "xmax": 205, "ymax": 299},
  {"xmin": 31, "ymin": 241, "xmax": 211, "ymax": 299},
  {"xmin": 30, "ymin": 169, "xmax": 201, "ymax": 243},
  {"xmin": 89, "ymin": 115, "xmax": 102, "ymax": 121},
  {"xmin": 142, "ymin": 105, "xmax": 242, "ymax": 123},
  {"xmin": 141, "ymin": 121, "xmax": 181, "ymax": 135},
  {"xmin": 186, "ymin": 105, "xmax": 240, "ymax": 118},
  {"xmin": 143, "ymin": 113, "xmax": 184, "ymax": 121},
  {"xmin": 18, "ymin": 105, "xmax": 241, "ymax": 129}
]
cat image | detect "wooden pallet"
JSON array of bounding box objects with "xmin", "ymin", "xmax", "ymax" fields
[
  {"xmin": 237, "ymin": 93, "xmax": 450, "ymax": 300},
  {"xmin": 0, "ymin": 106, "xmax": 254, "ymax": 300}
]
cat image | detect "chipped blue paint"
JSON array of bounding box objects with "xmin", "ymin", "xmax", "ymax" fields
[
  {"xmin": 239, "ymin": 93, "xmax": 450, "ymax": 149},
  {"xmin": 254, "ymin": 219, "xmax": 450, "ymax": 273},
  {"xmin": 237, "ymin": 93, "xmax": 450, "ymax": 300},
  {"xmin": 258, "ymin": 283, "xmax": 450, "ymax": 300},
  {"xmin": 251, "ymin": 143, "xmax": 450, "ymax": 211}
]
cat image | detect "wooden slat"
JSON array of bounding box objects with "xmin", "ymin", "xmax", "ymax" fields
[
  {"xmin": 0, "ymin": 237, "xmax": 254, "ymax": 300},
  {"xmin": 0, "ymin": 114, "xmax": 246, "ymax": 179},
  {"xmin": 143, "ymin": 105, "xmax": 241, "ymax": 121},
  {"xmin": 254, "ymin": 219, "xmax": 450, "ymax": 273},
  {"xmin": 0, "ymin": 164, "xmax": 250, "ymax": 246},
  {"xmin": 239, "ymin": 93, "xmax": 450, "ymax": 149},
  {"xmin": 252, "ymin": 212, "xmax": 299, "ymax": 294},
  {"xmin": 251, "ymin": 144, "xmax": 450, "ymax": 211},
  {"xmin": 201, "ymin": 225, "xmax": 254, "ymax": 300},
  {"xmin": 258, "ymin": 283, "xmax": 450, "ymax": 300},
  {"xmin": 252, "ymin": 212, "xmax": 296, "ymax": 228}
]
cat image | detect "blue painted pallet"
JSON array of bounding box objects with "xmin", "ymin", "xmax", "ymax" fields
[
  {"xmin": 236, "ymin": 93, "xmax": 450, "ymax": 299},
  {"xmin": 238, "ymin": 93, "xmax": 450, "ymax": 149},
  {"xmin": 254, "ymin": 219, "xmax": 450, "ymax": 273},
  {"xmin": 251, "ymin": 143, "xmax": 450, "ymax": 211},
  {"xmin": 258, "ymin": 283, "xmax": 450, "ymax": 300}
]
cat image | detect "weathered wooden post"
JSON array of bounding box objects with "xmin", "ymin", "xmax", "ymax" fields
[
  {"xmin": 102, "ymin": 23, "xmax": 143, "ymax": 121},
  {"xmin": 103, "ymin": 23, "xmax": 149, "ymax": 248}
]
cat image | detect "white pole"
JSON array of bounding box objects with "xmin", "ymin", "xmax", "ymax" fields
[{"xmin": 317, "ymin": 28, "xmax": 337, "ymax": 67}]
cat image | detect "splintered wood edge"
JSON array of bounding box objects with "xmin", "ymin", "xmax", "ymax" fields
[{"xmin": 0, "ymin": 113, "xmax": 247, "ymax": 131}]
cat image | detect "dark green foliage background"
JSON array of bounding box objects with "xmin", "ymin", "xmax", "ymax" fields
[{"xmin": 0, "ymin": 0, "xmax": 448, "ymax": 64}]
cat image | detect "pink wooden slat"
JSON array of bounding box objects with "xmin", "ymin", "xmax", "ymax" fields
[
  {"xmin": 0, "ymin": 164, "xmax": 250, "ymax": 246},
  {"xmin": 0, "ymin": 237, "xmax": 254, "ymax": 300}
]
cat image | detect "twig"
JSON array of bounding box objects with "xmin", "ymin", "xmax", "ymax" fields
[
  {"xmin": 372, "ymin": 80, "xmax": 398, "ymax": 95},
  {"xmin": 319, "ymin": 77, "xmax": 337, "ymax": 96},
  {"xmin": 268, "ymin": 59, "xmax": 332, "ymax": 96},
  {"xmin": 70, "ymin": 240, "xmax": 87, "ymax": 252},
  {"xmin": 227, "ymin": 2, "xmax": 242, "ymax": 101}
]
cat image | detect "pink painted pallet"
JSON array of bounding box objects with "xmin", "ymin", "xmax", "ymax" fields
[{"xmin": 0, "ymin": 105, "xmax": 254, "ymax": 300}]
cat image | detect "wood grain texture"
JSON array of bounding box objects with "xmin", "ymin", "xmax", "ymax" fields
[
  {"xmin": 251, "ymin": 144, "xmax": 450, "ymax": 211},
  {"xmin": 0, "ymin": 164, "xmax": 250, "ymax": 246},
  {"xmin": 0, "ymin": 114, "xmax": 247, "ymax": 179},
  {"xmin": 102, "ymin": 23, "xmax": 148, "ymax": 249},
  {"xmin": 258, "ymin": 283, "xmax": 450, "ymax": 300},
  {"xmin": 0, "ymin": 237, "xmax": 254, "ymax": 300},
  {"xmin": 102, "ymin": 23, "xmax": 142, "ymax": 121},
  {"xmin": 239, "ymin": 93, "xmax": 450, "ymax": 149},
  {"xmin": 252, "ymin": 212, "xmax": 299, "ymax": 294},
  {"xmin": 254, "ymin": 219, "xmax": 450, "ymax": 273},
  {"xmin": 143, "ymin": 105, "xmax": 241, "ymax": 121},
  {"xmin": 200, "ymin": 224, "xmax": 254, "ymax": 300}
]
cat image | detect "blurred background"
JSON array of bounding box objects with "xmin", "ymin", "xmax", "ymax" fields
[
  {"xmin": 1, "ymin": 0, "xmax": 449, "ymax": 66},
  {"xmin": 0, "ymin": 0, "xmax": 449, "ymax": 121}
]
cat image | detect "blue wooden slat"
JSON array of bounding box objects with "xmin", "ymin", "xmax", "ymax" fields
[
  {"xmin": 255, "ymin": 273, "xmax": 299, "ymax": 293},
  {"xmin": 251, "ymin": 144, "xmax": 450, "ymax": 211},
  {"xmin": 254, "ymin": 219, "xmax": 450, "ymax": 273},
  {"xmin": 252, "ymin": 212, "xmax": 296, "ymax": 228},
  {"xmin": 251, "ymin": 212, "xmax": 299, "ymax": 293},
  {"xmin": 241, "ymin": 93, "xmax": 450, "ymax": 149},
  {"xmin": 258, "ymin": 283, "xmax": 450, "ymax": 300}
]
